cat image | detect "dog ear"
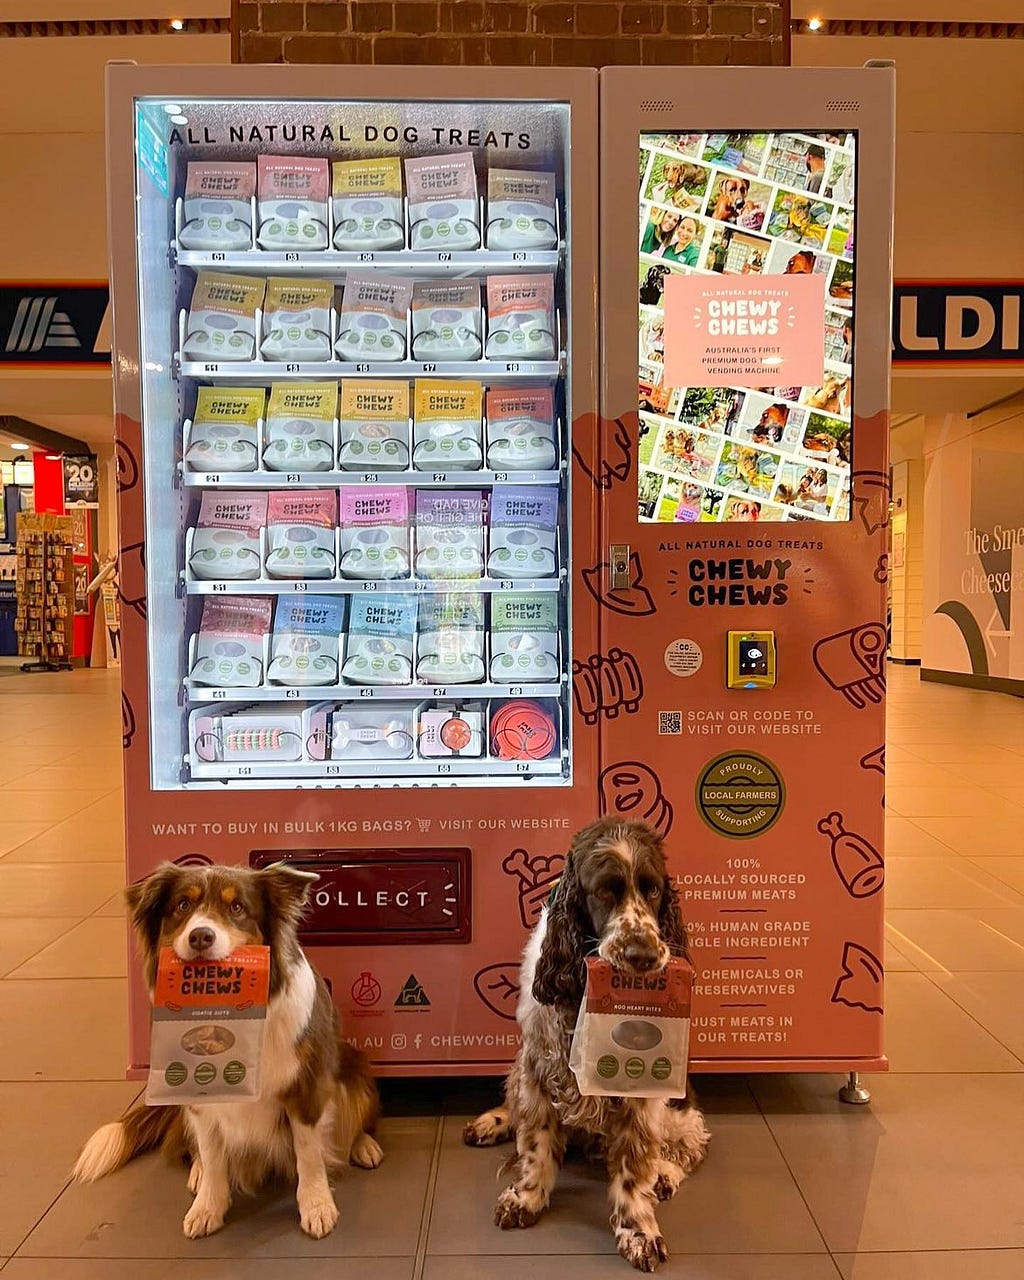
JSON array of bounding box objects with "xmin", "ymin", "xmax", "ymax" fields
[
  {"xmin": 658, "ymin": 872, "xmax": 690, "ymax": 962},
  {"xmin": 259, "ymin": 863, "xmax": 318, "ymax": 926},
  {"xmin": 124, "ymin": 863, "xmax": 180, "ymax": 981},
  {"xmin": 531, "ymin": 842, "xmax": 592, "ymax": 1010}
]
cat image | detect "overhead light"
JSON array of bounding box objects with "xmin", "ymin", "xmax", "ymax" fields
[
  {"xmin": 9, "ymin": 442, "xmax": 30, "ymax": 450},
  {"xmin": 807, "ymin": 17, "xmax": 825, "ymax": 31},
  {"xmin": 170, "ymin": 18, "xmax": 185, "ymax": 31},
  {"xmin": 171, "ymin": 115, "xmax": 188, "ymax": 125},
  {"xmin": 46, "ymin": 454, "xmax": 62, "ymax": 461},
  {"xmin": 163, "ymin": 103, "xmax": 182, "ymax": 115}
]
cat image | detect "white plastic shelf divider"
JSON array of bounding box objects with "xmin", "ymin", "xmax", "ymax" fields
[
  {"xmin": 182, "ymin": 575, "xmax": 565, "ymax": 596},
  {"xmin": 179, "ymin": 466, "xmax": 565, "ymax": 488},
  {"xmin": 187, "ymin": 757, "xmax": 565, "ymax": 781},
  {"xmin": 176, "ymin": 358, "xmax": 564, "ymax": 382},
  {"xmin": 184, "ymin": 680, "xmax": 565, "ymax": 704},
  {"xmin": 173, "ymin": 247, "xmax": 564, "ymax": 278}
]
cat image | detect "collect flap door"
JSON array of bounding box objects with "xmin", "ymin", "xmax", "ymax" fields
[{"xmin": 596, "ymin": 67, "xmax": 894, "ymax": 1072}]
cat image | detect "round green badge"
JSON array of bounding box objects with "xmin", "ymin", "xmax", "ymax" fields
[
  {"xmin": 624, "ymin": 1057, "xmax": 645, "ymax": 1080},
  {"xmin": 597, "ymin": 1055, "xmax": 619, "ymax": 1080},
  {"xmin": 222, "ymin": 1060, "xmax": 247, "ymax": 1086},
  {"xmin": 651, "ymin": 1058, "xmax": 672, "ymax": 1082},
  {"xmin": 194, "ymin": 1063, "xmax": 217, "ymax": 1086},
  {"xmin": 164, "ymin": 1061, "xmax": 187, "ymax": 1088}
]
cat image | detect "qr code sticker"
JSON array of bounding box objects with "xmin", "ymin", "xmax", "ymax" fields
[{"xmin": 658, "ymin": 711, "xmax": 683, "ymax": 735}]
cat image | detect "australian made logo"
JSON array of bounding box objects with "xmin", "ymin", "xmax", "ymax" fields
[{"xmin": 696, "ymin": 752, "xmax": 785, "ymax": 839}]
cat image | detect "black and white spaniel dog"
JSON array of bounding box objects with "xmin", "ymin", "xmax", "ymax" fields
[{"xmin": 464, "ymin": 818, "xmax": 709, "ymax": 1272}]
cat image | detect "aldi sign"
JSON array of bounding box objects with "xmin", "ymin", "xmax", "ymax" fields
[{"xmin": 0, "ymin": 284, "xmax": 110, "ymax": 364}]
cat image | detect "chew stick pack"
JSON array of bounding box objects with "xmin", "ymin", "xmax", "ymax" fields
[
  {"xmin": 180, "ymin": 161, "xmax": 255, "ymax": 251},
  {"xmin": 146, "ymin": 946, "xmax": 270, "ymax": 1105},
  {"xmin": 339, "ymin": 380, "xmax": 410, "ymax": 471},
  {"xmin": 185, "ymin": 386, "xmax": 264, "ymax": 473},
  {"xmin": 332, "ymin": 156, "xmax": 405, "ymax": 251},
  {"xmin": 569, "ymin": 956, "xmax": 693, "ymax": 1099},
  {"xmin": 182, "ymin": 272, "xmax": 264, "ymax": 363},
  {"xmin": 257, "ymin": 155, "xmax": 329, "ymax": 251},
  {"xmin": 190, "ymin": 595, "xmax": 273, "ymax": 688}
]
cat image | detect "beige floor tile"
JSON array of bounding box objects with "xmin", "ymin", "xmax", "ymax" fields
[
  {"xmin": 0, "ymin": 979, "xmax": 127, "ymax": 1081},
  {"xmin": 6, "ymin": 767, "xmax": 125, "ymax": 793},
  {"xmin": 886, "ymin": 786, "xmax": 1018, "ymax": 820},
  {"xmin": 884, "ymin": 857, "xmax": 1024, "ymax": 910},
  {"xmin": 930, "ymin": 972, "xmax": 1024, "ymax": 1062},
  {"xmin": 90, "ymin": 891, "xmax": 126, "ymax": 919},
  {"xmin": 883, "ymin": 763, "xmax": 963, "ymax": 788},
  {"xmin": 882, "ymin": 932, "xmax": 918, "ymax": 972},
  {"xmin": 974, "ymin": 909, "xmax": 1024, "ymax": 947},
  {"xmin": 425, "ymin": 1258, "xmax": 840, "ymax": 1279},
  {"xmin": 984, "ymin": 785, "xmax": 1024, "ymax": 806},
  {"xmin": 0, "ymin": 863, "xmax": 124, "ymax": 918},
  {"xmin": 0, "ymin": 1080, "xmax": 140, "ymax": 1255},
  {"xmin": 0, "ymin": 823, "xmax": 55, "ymax": 859},
  {"xmin": 0, "ymin": 792, "xmax": 115, "ymax": 825},
  {"xmin": 887, "ymin": 909, "xmax": 1024, "ymax": 972},
  {"xmin": 8, "ymin": 917, "xmax": 128, "ymax": 980},
  {"xmin": 18, "ymin": 1116, "xmax": 434, "ymax": 1259},
  {"xmin": 751, "ymin": 1073, "xmax": 1024, "ymax": 1251},
  {"xmin": 883, "ymin": 972, "xmax": 1022, "ymax": 1071},
  {"xmin": 967, "ymin": 856, "xmax": 1024, "ymax": 896},
  {"xmin": 0, "ymin": 919, "xmax": 80, "ymax": 978},
  {"xmin": 4, "ymin": 1263, "xmax": 413, "ymax": 1280},
  {"xmin": 835, "ymin": 1251, "xmax": 1024, "ymax": 1279},
  {"xmin": 882, "ymin": 815, "xmax": 959, "ymax": 857},
  {"xmin": 910, "ymin": 816, "xmax": 1023, "ymax": 857},
  {"xmin": 947, "ymin": 758, "xmax": 1024, "ymax": 787},
  {"xmin": 900, "ymin": 743, "xmax": 1022, "ymax": 765}
]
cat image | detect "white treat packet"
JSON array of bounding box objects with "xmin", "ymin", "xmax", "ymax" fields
[
  {"xmin": 179, "ymin": 161, "xmax": 255, "ymax": 251},
  {"xmin": 182, "ymin": 272, "xmax": 264, "ymax": 363},
  {"xmin": 487, "ymin": 485, "xmax": 559, "ymax": 579},
  {"xmin": 264, "ymin": 490, "xmax": 337, "ymax": 580},
  {"xmin": 190, "ymin": 595, "xmax": 272, "ymax": 688},
  {"xmin": 339, "ymin": 379, "xmax": 410, "ymax": 471},
  {"xmin": 411, "ymin": 280, "xmax": 482, "ymax": 362},
  {"xmin": 415, "ymin": 593, "xmax": 485, "ymax": 685},
  {"xmin": 260, "ymin": 277, "xmax": 333, "ymax": 363},
  {"xmin": 339, "ymin": 486, "xmax": 411, "ymax": 581},
  {"xmin": 189, "ymin": 491, "xmax": 267, "ymax": 581},
  {"xmin": 263, "ymin": 382, "xmax": 336, "ymax": 472},
  {"xmin": 412, "ymin": 379, "xmax": 483, "ymax": 471},
  {"xmin": 485, "ymin": 273, "xmax": 557, "ymax": 361},
  {"xmin": 414, "ymin": 490, "xmax": 485, "ymax": 581},
  {"xmin": 267, "ymin": 594, "xmax": 346, "ymax": 687},
  {"xmin": 406, "ymin": 152, "xmax": 480, "ymax": 251},
  {"xmin": 486, "ymin": 169, "xmax": 558, "ymax": 250},
  {"xmin": 486, "ymin": 386, "xmax": 558, "ymax": 471},
  {"xmin": 332, "ymin": 156, "xmax": 405, "ymax": 251},
  {"xmin": 489, "ymin": 591, "xmax": 559, "ymax": 684},
  {"xmin": 341, "ymin": 595, "xmax": 417, "ymax": 686},
  {"xmin": 257, "ymin": 155, "xmax": 329, "ymax": 251},
  {"xmin": 335, "ymin": 274, "xmax": 412, "ymax": 363},
  {"xmin": 185, "ymin": 387, "xmax": 264, "ymax": 473}
]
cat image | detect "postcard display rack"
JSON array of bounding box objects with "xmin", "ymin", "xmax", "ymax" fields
[
  {"xmin": 136, "ymin": 99, "xmax": 576, "ymax": 789},
  {"xmin": 14, "ymin": 513, "xmax": 74, "ymax": 670}
]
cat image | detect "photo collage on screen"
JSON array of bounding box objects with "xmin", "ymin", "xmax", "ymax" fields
[{"xmin": 637, "ymin": 130, "xmax": 855, "ymax": 524}]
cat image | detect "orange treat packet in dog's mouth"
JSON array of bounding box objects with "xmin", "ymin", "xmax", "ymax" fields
[
  {"xmin": 146, "ymin": 946, "xmax": 270, "ymax": 1105},
  {"xmin": 569, "ymin": 955, "xmax": 693, "ymax": 1098}
]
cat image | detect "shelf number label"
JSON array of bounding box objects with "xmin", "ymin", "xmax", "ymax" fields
[
  {"xmin": 284, "ymin": 252, "xmax": 299, "ymax": 262},
  {"xmin": 505, "ymin": 362, "xmax": 520, "ymax": 372},
  {"xmin": 210, "ymin": 252, "xmax": 225, "ymax": 262},
  {"xmin": 211, "ymin": 583, "xmax": 227, "ymax": 592},
  {"xmin": 286, "ymin": 363, "xmax": 300, "ymax": 373},
  {"xmin": 204, "ymin": 363, "xmax": 219, "ymax": 373},
  {"xmin": 285, "ymin": 688, "xmax": 300, "ymax": 699},
  {"xmin": 356, "ymin": 362, "xmax": 371, "ymax": 373},
  {"xmin": 421, "ymin": 362, "xmax": 437, "ymax": 373},
  {"xmin": 237, "ymin": 766, "xmax": 253, "ymax": 776},
  {"xmin": 516, "ymin": 762, "xmax": 530, "ymax": 773},
  {"xmin": 500, "ymin": 580, "xmax": 514, "ymax": 591},
  {"xmin": 292, "ymin": 581, "xmax": 307, "ymax": 592},
  {"xmin": 436, "ymin": 252, "xmax": 452, "ymax": 262},
  {"xmin": 433, "ymin": 687, "xmax": 446, "ymax": 697},
  {"xmin": 359, "ymin": 688, "xmax": 374, "ymax": 698},
  {"xmin": 206, "ymin": 474, "xmax": 221, "ymax": 484},
  {"xmin": 414, "ymin": 581, "xmax": 428, "ymax": 592},
  {"xmin": 362, "ymin": 581, "xmax": 377, "ymax": 591},
  {"xmin": 493, "ymin": 471, "xmax": 508, "ymax": 482},
  {"xmin": 432, "ymin": 472, "xmax": 446, "ymax": 483},
  {"xmin": 363, "ymin": 473, "xmax": 378, "ymax": 483},
  {"xmin": 326, "ymin": 765, "xmax": 340, "ymax": 775},
  {"xmin": 211, "ymin": 689, "xmax": 227, "ymax": 700},
  {"xmin": 512, "ymin": 251, "xmax": 527, "ymax": 262},
  {"xmin": 509, "ymin": 686, "xmax": 523, "ymax": 696},
  {"xmin": 286, "ymin": 473, "xmax": 300, "ymax": 483},
  {"xmin": 438, "ymin": 762, "xmax": 452, "ymax": 773},
  {"xmin": 358, "ymin": 252, "xmax": 374, "ymax": 262}
]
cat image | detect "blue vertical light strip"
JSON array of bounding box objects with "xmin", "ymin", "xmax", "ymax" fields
[{"xmin": 136, "ymin": 102, "xmax": 170, "ymax": 197}]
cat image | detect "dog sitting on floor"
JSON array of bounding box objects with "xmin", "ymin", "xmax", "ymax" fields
[
  {"xmin": 463, "ymin": 819, "xmax": 709, "ymax": 1272},
  {"xmin": 73, "ymin": 862, "xmax": 382, "ymax": 1239}
]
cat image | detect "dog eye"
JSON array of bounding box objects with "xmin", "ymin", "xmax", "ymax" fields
[
  {"xmin": 640, "ymin": 881, "xmax": 661, "ymax": 900},
  {"xmin": 175, "ymin": 897, "xmax": 192, "ymax": 914},
  {"xmin": 228, "ymin": 901, "xmax": 245, "ymax": 916}
]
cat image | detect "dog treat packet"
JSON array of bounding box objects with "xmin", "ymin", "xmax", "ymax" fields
[
  {"xmin": 267, "ymin": 594, "xmax": 346, "ymax": 687},
  {"xmin": 342, "ymin": 594, "xmax": 417, "ymax": 686},
  {"xmin": 185, "ymin": 386, "xmax": 264, "ymax": 473},
  {"xmin": 182, "ymin": 272, "xmax": 264, "ymax": 362},
  {"xmin": 569, "ymin": 956, "xmax": 694, "ymax": 1099},
  {"xmin": 411, "ymin": 280, "xmax": 482, "ymax": 362},
  {"xmin": 487, "ymin": 485, "xmax": 559, "ymax": 579},
  {"xmin": 260, "ymin": 277, "xmax": 333, "ymax": 363},
  {"xmin": 418, "ymin": 702, "xmax": 485, "ymax": 758},
  {"xmin": 190, "ymin": 595, "xmax": 273, "ymax": 688},
  {"xmin": 415, "ymin": 592, "xmax": 485, "ymax": 685},
  {"xmin": 405, "ymin": 151, "xmax": 480, "ymax": 251},
  {"xmin": 327, "ymin": 702, "xmax": 416, "ymax": 760},
  {"xmin": 335, "ymin": 273, "xmax": 412, "ymax": 363},
  {"xmin": 339, "ymin": 379, "xmax": 409, "ymax": 471},
  {"xmin": 332, "ymin": 156, "xmax": 405, "ymax": 251},
  {"xmin": 485, "ymin": 274, "xmax": 557, "ymax": 361},
  {"xmin": 265, "ymin": 490, "xmax": 337, "ymax": 579},
  {"xmin": 189, "ymin": 491, "xmax": 267, "ymax": 581},
  {"xmin": 486, "ymin": 169, "xmax": 558, "ymax": 251},
  {"xmin": 146, "ymin": 946, "xmax": 270, "ymax": 1105},
  {"xmin": 179, "ymin": 160, "xmax": 255, "ymax": 251},
  {"xmin": 486, "ymin": 387, "xmax": 557, "ymax": 471},
  {"xmin": 256, "ymin": 155, "xmax": 329, "ymax": 251},
  {"xmin": 263, "ymin": 382, "xmax": 336, "ymax": 472},
  {"xmin": 489, "ymin": 591, "xmax": 559, "ymax": 683},
  {"xmin": 339, "ymin": 486, "xmax": 410, "ymax": 580},
  {"xmin": 412, "ymin": 379, "xmax": 483, "ymax": 471},
  {"xmin": 414, "ymin": 490, "xmax": 485, "ymax": 581}
]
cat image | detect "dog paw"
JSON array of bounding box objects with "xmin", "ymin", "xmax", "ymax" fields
[
  {"xmin": 494, "ymin": 1187, "xmax": 541, "ymax": 1230},
  {"xmin": 299, "ymin": 1191, "xmax": 339, "ymax": 1239},
  {"xmin": 352, "ymin": 1132, "xmax": 383, "ymax": 1169},
  {"xmin": 463, "ymin": 1110, "xmax": 512, "ymax": 1147},
  {"xmin": 182, "ymin": 1199, "xmax": 226, "ymax": 1238},
  {"xmin": 653, "ymin": 1161, "xmax": 684, "ymax": 1202},
  {"xmin": 618, "ymin": 1230, "xmax": 668, "ymax": 1272},
  {"xmin": 186, "ymin": 1158, "xmax": 204, "ymax": 1196}
]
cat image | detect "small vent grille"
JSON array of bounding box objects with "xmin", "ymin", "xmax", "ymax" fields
[
  {"xmin": 826, "ymin": 99, "xmax": 861, "ymax": 111},
  {"xmin": 640, "ymin": 100, "xmax": 674, "ymax": 112}
]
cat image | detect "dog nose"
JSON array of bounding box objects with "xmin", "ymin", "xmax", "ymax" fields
[
  {"xmin": 623, "ymin": 941, "xmax": 659, "ymax": 972},
  {"xmin": 188, "ymin": 927, "xmax": 216, "ymax": 953}
]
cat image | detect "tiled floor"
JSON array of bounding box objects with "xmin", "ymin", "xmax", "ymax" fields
[{"xmin": 0, "ymin": 664, "xmax": 1022, "ymax": 1277}]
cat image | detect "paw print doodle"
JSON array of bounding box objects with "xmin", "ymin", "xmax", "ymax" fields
[
  {"xmin": 831, "ymin": 942, "xmax": 883, "ymax": 1013},
  {"xmin": 819, "ymin": 812, "xmax": 884, "ymax": 898},
  {"xmin": 474, "ymin": 964, "xmax": 521, "ymax": 1021},
  {"xmin": 600, "ymin": 761, "xmax": 673, "ymax": 836},
  {"xmin": 582, "ymin": 551, "xmax": 655, "ymax": 617},
  {"xmin": 572, "ymin": 648, "xmax": 644, "ymax": 724},
  {"xmin": 503, "ymin": 848, "xmax": 565, "ymax": 929},
  {"xmin": 812, "ymin": 623, "xmax": 886, "ymax": 708}
]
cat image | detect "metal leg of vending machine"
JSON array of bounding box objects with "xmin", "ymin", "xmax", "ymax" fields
[
  {"xmin": 599, "ymin": 66, "xmax": 895, "ymax": 1089},
  {"xmin": 839, "ymin": 1070, "xmax": 871, "ymax": 1105}
]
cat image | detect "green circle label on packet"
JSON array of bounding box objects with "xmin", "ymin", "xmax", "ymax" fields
[
  {"xmin": 164, "ymin": 1061, "xmax": 187, "ymax": 1088},
  {"xmin": 222, "ymin": 1060, "xmax": 247, "ymax": 1086},
  {"xmin": 597, "ymin": 1055, "xmax": 619, "ymax": 1080},
  {"xmin": 194, "ymin": 1063, "xmax": 217, "ymax": 1086},
  {"xmin": 624, "ymin": 1057, "xmax": 645, "ymax": 1080},
  {"xmin": 651, "ymin": 1058, "xmax": 672, "ymax": 1082}
]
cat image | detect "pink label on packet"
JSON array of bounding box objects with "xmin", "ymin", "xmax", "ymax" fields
[
  {"xmin": 340, "ymin": 486, "xmax": 409, "ymax": 526},
  {"xmin": 663, "ymin": 274, "xmax": 826, "ymax": 389},
  {"xmin": 267, "ymin": 490, "xmax": 336, "ymax": 527}
]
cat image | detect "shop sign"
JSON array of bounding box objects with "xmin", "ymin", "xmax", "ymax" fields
[
  {"xmin": 892, "ymin": 282, "xmax": 1022, "ymax": 365},
  {"xmin": 63, "ymin": 455, "xmax": 100, "ymax": 508},
  {"xmin": 0, "ymin": 284, "xmax": 110, "ymax": 365}
]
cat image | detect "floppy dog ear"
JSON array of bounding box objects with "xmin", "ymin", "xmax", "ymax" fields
[
  {"xmin": 658, "ymin": 872, "xmax": 690, "ymax": 962},
  {"xmin": 125, "ymin": 863, "xmax": 180, "ymax": 984},
  {"xmin": 259, "ymin": 864, "xmax": 318, "ymax": 995},
  {"xmin": 531, "ymin": 845, "xmax": 592, "ymax": 1010}
]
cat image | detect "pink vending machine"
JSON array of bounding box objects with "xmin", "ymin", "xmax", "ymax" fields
[{"xmin": 106, "ymin": 62, "xmax": 894, "ymax": 1084}]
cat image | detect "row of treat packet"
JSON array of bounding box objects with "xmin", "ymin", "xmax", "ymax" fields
[
  {"xmin": 187, "ymin": 486, "xmax": 560, "ymax": 582},
  {"xmin": 186, "ymin": 383, "xmax": 557, "ymax": 474},
  {"xmin": 182, "ymin": 272, "xmax": 557, "ymax": 365},
  {"xmin": 191, "ymin": 591, "xmax": 559, "ymax": 689},
  {"xmin": 179, "ymin": 155, "xmax": 558, "ymax": 254}
]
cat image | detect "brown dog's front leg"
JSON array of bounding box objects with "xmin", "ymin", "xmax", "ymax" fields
[
  {"xmin": 606, "ymin": 1102, "xmax": 667, "ymax": 1272},
  {"xmin": 493, "ymin": 1079, "xmax": 564, "ymax": 1230}
]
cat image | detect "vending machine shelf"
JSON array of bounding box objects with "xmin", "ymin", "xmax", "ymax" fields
[
  {"xmin": 173, "ymin": 247, "xmax": 564, "ymax": 277},
  {"xmin": 184, "ymin": 679, "xmax": 565, "ymax": 703},
  {"xmin": 182, "ymin": 575, "xmax": 565, "ymax": 596},
  {"xmin": 186, "ymin": 757, "xmax": 566, "ymax": 783},
  {"xmin": 179, "ymin": 467, "xmax": 565, "ymax": 489},
  {"xmin": 176, "ymin": 358, "xmax": 564, "ymax": 382}
]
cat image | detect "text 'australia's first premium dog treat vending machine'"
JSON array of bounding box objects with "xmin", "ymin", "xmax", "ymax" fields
[{"xmin": 107, "ymin": 64, "xmax": 893, "ymax": 1081}]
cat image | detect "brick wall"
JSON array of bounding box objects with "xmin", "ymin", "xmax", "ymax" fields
[{"xmin": 234, "ymin": 2, "xmax": 789, "ymax": 67}]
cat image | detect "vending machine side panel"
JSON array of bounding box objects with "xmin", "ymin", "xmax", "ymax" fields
[{"xmin": 598, "ymin": 66, "xmax": 894, "ymax": 1074}]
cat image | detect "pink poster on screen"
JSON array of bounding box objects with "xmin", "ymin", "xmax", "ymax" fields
[{"xmin": 663, "ymin": 273, "xmax": 827, "ymax": 388}]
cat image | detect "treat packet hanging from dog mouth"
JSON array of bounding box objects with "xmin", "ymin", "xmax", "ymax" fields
[
  {"xmin": 485, "ymin": 274, "xmax": 557, "ymax": 361},
  {"xmin": 261, "ymin": 277, "xmax": 334, "ymax": 363},
  {"xmin": 336, "ymin": 274, "xmax": 412, "ymax": 363},
  {"xmin": 180, "ymin": 160, "xmax": 255, "ymax": 251},
  {"xmin": 569, "ymin": 956, "xmax": 693, "ymax": 1099},
  {"xmin": 263, "ymin": 382, "xmax": 336, "ymax": 472},
  {"xmin": 405, "ymin": 151, "xmax": 480, "ymax": 251},
  {"xmin": 257, "ymin": 155, "xmax": 329, "ymax": 251},
  {"xmin": 486, "ymin": 169, "xmax": 558, "ymax": 251},
  {"xmin": 332, "ymin": 156, "xmax": 405, "ymax": 251},
  {"xmin": 186, "ymin": 386, "xmax": 264, "ymax": 473},
  {"xmin": 146, "ymin": 946, "xmax": 270, "ymax": 1105},
  {"xmin": 182, "ymin": 272, "xmax": 264, "ymax": 363}
]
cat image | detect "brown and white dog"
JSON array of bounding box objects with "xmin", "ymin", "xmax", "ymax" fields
[
  {"xmin": 73, "ymin": 862, "xmax": 382, "ymax": 1239},
  {"xmin": 463, "ymin": 820, "xmax": 709, "ymax": 1272},
  {"xmin": 710, "ymin": 176, "xmax": 749, "ymax": 223}
]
